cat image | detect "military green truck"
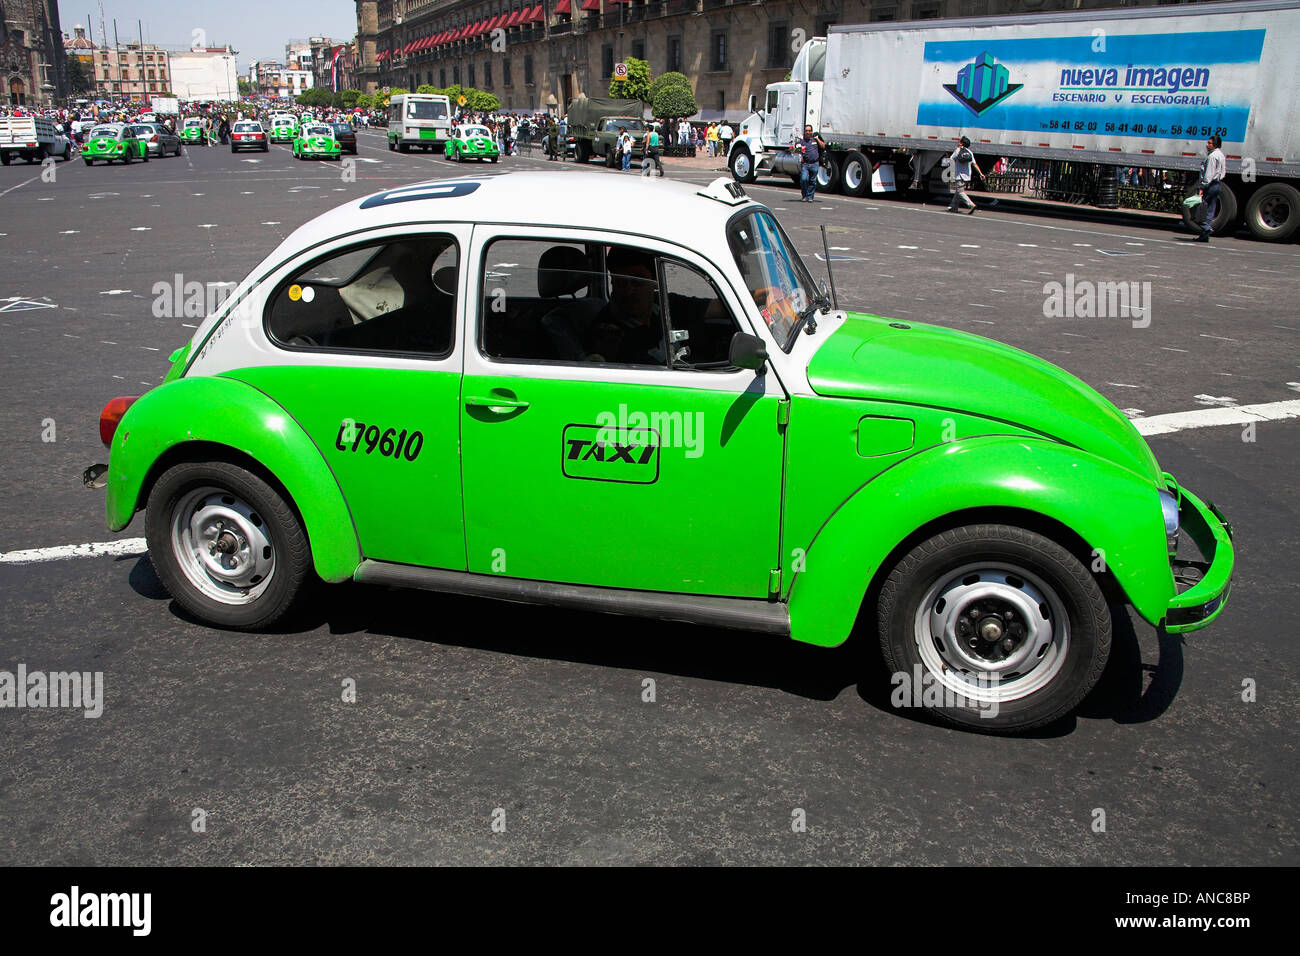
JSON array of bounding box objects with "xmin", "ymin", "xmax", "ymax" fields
[{"xmin": 565, "ymin": 95, "xmax": 643, "ymax": 164}]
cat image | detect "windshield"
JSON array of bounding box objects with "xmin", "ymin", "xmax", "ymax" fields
[
  {"xmin": 407, "ymin": 100, "xmax": 448, "ymax": 120},
  {"xmin": 304, "ymin": 125, "xmax": 332, "ymax": 137},
  {"xmin": 234, "ymin": 122, "xmax": 260, "ymax": 132},
  {"xmin": 273, "ymin": 118, "xmax": 294, "ymax": 126},
  {"xmin": 727, "ymin": 209, "xmax": 820, "ymax": 351},
  {"xmin": 459, "ymin": 125, "xmax": 489, "ymax": 138},
  {"xmin": 90, "ymin": 126, "xmax": 118, "ymax": 138}
]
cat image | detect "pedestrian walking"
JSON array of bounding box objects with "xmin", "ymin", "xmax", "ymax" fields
[
  {"xmin": 642, "ymin": 124, "xmax": 663, "ymax": 175},
  {"xmin": 619, "ymin": 129, "xmax": 633, "ymax": 171},
  {"xmin": 1195, "ymin": 134, "xmax": 1226, "ymax": 243},
  {"xmin": 546, "ymin": 117, "xmax": 559, "ymax": 160},
  {"xmin": 946, "ymin": 136, "xmax": 984, "ymax": 213},
  {"xmin": 793, "ymin": 125, "xmax": 823, "ymax": 202},
  {"xmin": 718, "ymin": 121, "xmax": 733, "ymax": 158}
]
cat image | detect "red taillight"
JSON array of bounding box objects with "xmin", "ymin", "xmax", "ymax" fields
[
  {"xmin": 100, "ymin": 396, "xmax": 138, "ymax": 447},
  {"xmin": 150, "ymin": 135, "xmax": 159, "ymax": 142}
]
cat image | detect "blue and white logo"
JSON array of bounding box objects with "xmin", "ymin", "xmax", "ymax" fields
[{"xmin": 944, "ymin": 52, "xmax": 1024, "ymax": 116}]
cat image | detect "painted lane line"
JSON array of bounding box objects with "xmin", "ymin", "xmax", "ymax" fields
[
  {"xmin": 1194, "ymin": 394, "xmax": 1237, "ymax": 407},
  {"xmin": 1132, "ymin": 400, "xmax": 1300, "ymax": 437},
  {"xmin": 0, "ymin": 538, "xmax": 148, "ymax": 565}
]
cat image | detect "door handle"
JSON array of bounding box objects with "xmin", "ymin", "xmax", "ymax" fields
[{"xmin": 465, "ymin": 394, "xmax": 529, "ymax": 412}]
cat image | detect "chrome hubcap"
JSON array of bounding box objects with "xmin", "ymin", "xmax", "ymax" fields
[
  {"xmin": 1259, "ymin": 195, "xmax": 1291, "ymax": 229},
  {"xmin": 846, "ymin": 161, "xmax": 863, "ymax": 191},
  {"xmin": 913, "ymin": 562, "xmax": 1069, "ymax": 704},
  {"xmin": 170, "ymin": 486, "xmax": 275, "ymax": 605}
]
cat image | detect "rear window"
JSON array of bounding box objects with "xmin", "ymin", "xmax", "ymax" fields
[
  {"xmin": 234, "ymin": 123, "xmax": 261, "ymax": 132},
  {"xmin": 90, "ymin": 126, "xmax": 118, "ymax": 138},
  {"xmin": 407, "ymin": 100, "xmax": 447, "ymax": 120}
]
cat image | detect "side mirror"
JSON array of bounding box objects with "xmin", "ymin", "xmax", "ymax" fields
[
  {"xmin": 747, "ymin": 94, "xmax": 758, "ymax": 114},
  {"xmin": 729, "ymin": 331, "xmax": 769, "ymax": 374}
]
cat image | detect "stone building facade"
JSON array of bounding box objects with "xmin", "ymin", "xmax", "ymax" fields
[
  {"xmin": 354, "ymin": 0, "xmax": 1195, "ymax": 117},
  {"xmin": 1, "ymin": 0, "xmax": 67, "ymax": 106}
]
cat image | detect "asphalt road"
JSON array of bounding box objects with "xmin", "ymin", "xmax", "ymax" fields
[{"xmin": 0, "ymin": 130, "xmax": 1296, "ymax": 865}]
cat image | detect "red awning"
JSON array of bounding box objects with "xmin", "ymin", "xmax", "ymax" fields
[
  {"xmin": 555, "ymin": 0, "xmax": 571, "ymax": 13},
  {"xmin": 506, "ymin": 10, "xmax": 524, "ymax": 26},
  {"xmin": 579, "ymin": 0, "xmax": 600, "ymax": 11},
  {"xmin": 474, "ymin": 18, "xmax": 490, "ymax": 34},
  {"xmin": 488, "ymin": 13, "xmax": 507, "ymax": 29},
  {"xmin": 529, "ymin": 4, "xmax": 545, "ymax": 20}
]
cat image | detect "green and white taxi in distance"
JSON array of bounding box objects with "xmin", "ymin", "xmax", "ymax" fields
[
  {"xmin": 268, "ymin": 115, "xmax": 298, "ymax": 143},
  {"xmin": 82, "ymin": 124, "xmax": 150, "ymax": 165},
  {"xmin": 178, "ymin": 117, "xmax": 209, "ymax": 146},
  {"xmin": 292, "ymin": 122, "xmax": 342, "ymax": 161},
  {"xmin": 445, "ymin": 124, "xmax": 500, "ymax": 163},
  {"xmin": 87, "ymin": 173, "xmax": 1235, "ymax": 733}
]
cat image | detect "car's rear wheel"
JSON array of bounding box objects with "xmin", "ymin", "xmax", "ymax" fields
[
  {"xmin": 877, "ymin": 524, "xmax": 1110, "ymax": 733},
  {"xmin": 145, "ymin": 461, "xmax": 310, "ymax": 630}
]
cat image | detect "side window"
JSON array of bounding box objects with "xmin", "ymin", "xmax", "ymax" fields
[
  {"xmin": 479, "ymin": 239, "xmax": 666, "ymax": 368},
  {"xmin": 661, "ymin": 260, "xmax": 739, "ymax": 368},
  {"xmin": 265, "ymin": 235, "xmax": 459, "ymax": 357}
]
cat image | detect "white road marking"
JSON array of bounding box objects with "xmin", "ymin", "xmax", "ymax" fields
[
  {"xmin": 99, "ymin": 289, "xmax": 131, "ymax": 295},
  {"xmin": 130, "ymin": 227, "xmax": 151, "ymax": 231},
  {"xmin": 1120, "ymin": 408, "xmax": 1144, "ymax": 418},
  {"xmin": 1200, "ymin": 333, "xmax": 1238, "ymax": 341},
  {"xmin": 197, "ymin": 223, "xmax": 218, "ymax": 228},
  {"xmin": 1214, "ymin": 304, "xmax": 1247, "ymax": 311},
  {"xmin": 1160, "ymin": 346, "xmax": 1188, "ymax": 352},
  {"xmin": 0, "ymin": 538, "xmax": 148, "ymax": 565},
  {"xmin": 59, "ymin": 230, "xmax": 80, "ymax": 234},
  {"xmin": 1132, "ymin": 399, "xmax": 1300, "ymax": 437},
  {"xmin": 897, "ymin": 245, "xmax": 918, "ymax": 250},
  {"xmin": 1018, "ymin": 243, "xmax": 1038, "ymax": 247},
  {"xmin": 960, "ymin": 244, "xmax": 980, "ymax": 248},
  {"xmin": 1107, "ymin": 382, "xmax": 1141, "ymax": 388},
  {"xmin": 1194, "ymin": 394, "xmax": 1237, "ymax": 406}
]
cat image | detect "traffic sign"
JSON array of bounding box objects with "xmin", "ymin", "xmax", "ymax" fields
[{"xmin": 613, "ymin": 62, "xmax": 628, "ymax": 79}]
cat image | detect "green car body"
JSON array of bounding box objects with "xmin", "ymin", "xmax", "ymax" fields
[
  {"xmin": 89, "ymin": 174, "xmax": 1234, "ymax": 732},
  {"xmin": 82, "ymin": 125, "xmax": 150, "ymax": 165},
  {"xmin": 292, "ymin": 125, "xmax": 342, "ymax": 160},
  {"xmin": 269, "ymin": 120, "xmax": 298, "ymax": 143},
  {"xmin": 445, "ymin": 125, "xmax": 500, "ymax": 163},
  {"xmin": 178, "ymin": 123, "xmax": 209, "ymax": 146}
]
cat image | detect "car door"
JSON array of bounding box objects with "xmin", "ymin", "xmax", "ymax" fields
[
  {"xmin": 202, "ymin": 225, "xmax": 473, "ymax": 571},
  {"xmin": 459, "ymin": 226, "xmax": 787, "ymax": 598}
]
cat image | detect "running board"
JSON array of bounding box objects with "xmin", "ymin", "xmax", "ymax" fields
[{"xmin": 354, "ymin": 561, "xmax": 791, "ymax": 637}]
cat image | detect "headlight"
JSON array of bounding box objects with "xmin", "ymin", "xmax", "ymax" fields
[{"xmin": 1160, "ymin": 489, "xmax": 1180, "ymax": 552}]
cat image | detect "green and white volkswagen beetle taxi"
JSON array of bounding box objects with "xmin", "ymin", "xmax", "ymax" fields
[
  {"xmin": 86, "ymin": 173, "xmax": 1234, "ymax": 733},
  {"xmin": 445, "ymin": 124, "xmax": 500, "ymax": 163},
  {"xmin": 292, "ymin": 122, "xmax": 342, "ymax": 161},
  {"xmin": 82, "ymin": 123, "xmax": 150, "ymax": 165}
]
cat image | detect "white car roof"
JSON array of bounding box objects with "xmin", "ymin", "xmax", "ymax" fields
[{"xmin": 279, "ymin": 173, "xmax": 758, "ymax": 265}]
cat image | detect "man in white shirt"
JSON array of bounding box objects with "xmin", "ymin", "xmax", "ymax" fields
[
  {"xmin": 1196, "ymin": 133, "xmax": 1227, "ymax": 243},
  {"xmin": 945, "ymin": 136, "xmax": 984, "ymax": 214}
]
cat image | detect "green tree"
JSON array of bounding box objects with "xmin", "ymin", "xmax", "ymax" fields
[
  {"xmin": 354, "ymin": 93, "xmax": 375, "ymax": 110},
  {"xmin": 295, "ymin": 88, "xmax": 332, "ymax": 108},
  {"xmin": 237, "ymin": 79, "xmax": 254, "ymax": 97},
  {"xmin": 652, "ymin": 82, "xmax": 697, "ymax": 122},
  {"xmin": 66, "ymin": 55, "xmax": 94, "ymax": 94},
  {"xmin": 338, "ymin": 88, "xmax": 361, "ymax": 108},
  {"xmin": 649, "ymin": 71, "xmax": 690, "ymax": 103},
  {"xmin": 607, "ymin": 56, "xmax": 650, "ymax": 105},
  {"xmin": 415, "ymin": 84, "xmax": 438, "ymax": 94}
]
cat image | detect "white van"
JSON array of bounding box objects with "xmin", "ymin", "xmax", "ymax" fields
[
  {"xmin": 0, "ymin": 115, "xmax": 72, "ymax": 165},
  {"xmin": 386, "ymin": 93, "xmax": 451, "ymax": 153}
]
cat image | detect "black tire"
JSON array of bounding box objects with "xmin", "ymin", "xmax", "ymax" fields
[
  {"xmin": 83, "ymin": 158, "xmax": 92, "ymax": 166},
  {"xmin": 575, "ymin": 140, "xmax": 591, "ymax": 163},
  {"xmin": 141, "ymin": 150, "xmax": 149, "ymax": 162},
  {"xmin": 399, "ymin": 142, "xmax": 409, "ymax": 153},
  {"xmin": 1243, "ymin": 182, "xmax": 1300, "ymax": 242},
  {"xmin": 726, "ymin": 146, "xmax": 755, "ymax": 184},
  {"xmin": 816, "ymin": 155, "xmax": 839, "ymax": 194},
  {"xmin": 145, "ymin": 460, "xmax": 310, "ymax": 630},
  {"xmin": 840, "ymin": 149, "xmax": 871, "ymax": 197},
  {"xmin": 388, "ymin": 139, "xmax": 396, "ymax": 151},
  {"xmin": 877, "ymin": 524, "xmax": 1111, "ymax": 733},
  {"xmin": 1181, "ymin": 181, "xmax": 1238, "ymax": 235}
]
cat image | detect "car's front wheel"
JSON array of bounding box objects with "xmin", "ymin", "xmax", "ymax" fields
[
  {"xmin": 145, "ymin": 461, "xmax": 310, "ymax": 630},
  {"xmin": 877, "ymin": 524, "xmax": 1111, "ymax": 733}
]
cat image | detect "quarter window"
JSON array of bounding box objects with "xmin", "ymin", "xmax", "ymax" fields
[{"xmin": 266, "ymin": 236, "xmax": 459, "ymax": 357}]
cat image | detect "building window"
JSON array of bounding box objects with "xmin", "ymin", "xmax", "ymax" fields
[
  {"xmin": 468, "ymin": 63, "xmax": 475, "ymax": 87},
  {"xmin": 484, "ymin": 61, "xmax": 493, "ymax": 86},
  {"xmin": 914, "ymin": 2, "xmax": 941, "ymax": 18},
  {"xmin": 453, "ymin": 64, "xmax": 460, "ymax": 84},
  {"xmin": 816, "ymin": 17, "xmax": 837, "ymax": 35},
  {"xmin": 717, "ymin": 90, "xmax": 725, "ymax": 113},
  {"xmin": 427, "ymin": 70, "xmax": 433, "ymax": 84},
  {"xmin": 503, "ymin": 58, "xmax": 512, "ymax": 86},
  {"xmin": 666, "ymin": 35, "xmax": 681, "ymax": 73},
  {"xmin": 440, "ymin": 67, "xmax": 447, "ymax": 86},
  {"xmin": 768, "ymin": 21, "xmax": 791, "ymax": 70},
  {"xmin": 710, "ymin": 30, "xmax": 728, "ymax": 71},
  {"xmin": 871, "ymin": 3, "xmax": 898, "ymax": 22},
  {"xmin": 632, "ymin": 39, "xmax": 645, "ymax": 61},
  {"xmin": 524, "ymin": 54, "xmax": 534, "ymax": 85},
  {"xmin": 601, "ymin": 44, "xmax": 614, "ymax": 79}
]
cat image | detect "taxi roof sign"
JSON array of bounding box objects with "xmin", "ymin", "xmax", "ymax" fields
[{"xmin": 697, "ymin": 177, "xmax": 750, "ymax": 206}]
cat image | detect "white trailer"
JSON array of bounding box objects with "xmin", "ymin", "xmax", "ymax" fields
[{"xmin": 728, "ymin": 0, "xmax": 1300, "ymax": 241}]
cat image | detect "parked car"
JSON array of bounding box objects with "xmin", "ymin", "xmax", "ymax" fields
[{"xmin": 85, "ymin": 173, "xmax": 1234, "ymax": 734}]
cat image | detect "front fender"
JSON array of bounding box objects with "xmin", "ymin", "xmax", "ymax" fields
[
  {"xmin": 105, "ymin": 377, "xmax": 361, "ymax": 583},
  {"xmin": 786, "ymin": 436, "xmax": 1172, "ymax": 647}
]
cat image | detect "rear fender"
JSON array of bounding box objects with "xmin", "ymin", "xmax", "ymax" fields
[
  {"xmin": 105, "ymin": 376, "xmax": 361, "ymax": 582},
  {"xmin": 786, "ymin": 436, "xmax": 1173, "ymax": 647}
]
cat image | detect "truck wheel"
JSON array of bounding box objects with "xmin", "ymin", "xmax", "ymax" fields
[
  {"xmin": 399, "ymin": 142, "xmax": 409, "ymax": 153},
  {"xmin": 817, "ymin": 155, "xmax": 840, "ymax": 194},
  {"xmin": 840, "ymin": 150, "xmax": 871, "ymax": 197},
  {"xmin": 606, "ymin": 149, "xmax": 616, "ymax": 168},
  {"xmin": 1243, "ymin": 183, "xmax": 1300, "ymax": 242},
  {"xmin": 1182, "ymin": 181, "xmax": 1238, "ymax": 235},
  {"xmin": 145, "ymin": 460, "xmax": 310, "ymax": 631},
  {"xmin": 575, "ymin": 141, "xmax": 591, "ymax": 163},
  {"xmin": 877, "ymin": 524, "xmax": 1110, "ymax": 733},
  {"xmin": 729, "ymin": 147, "xmax": 757, "ymax": 184},
  {"xmin": 1, "ymin": 152, "xmax": 10, "ymax": 166}
]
